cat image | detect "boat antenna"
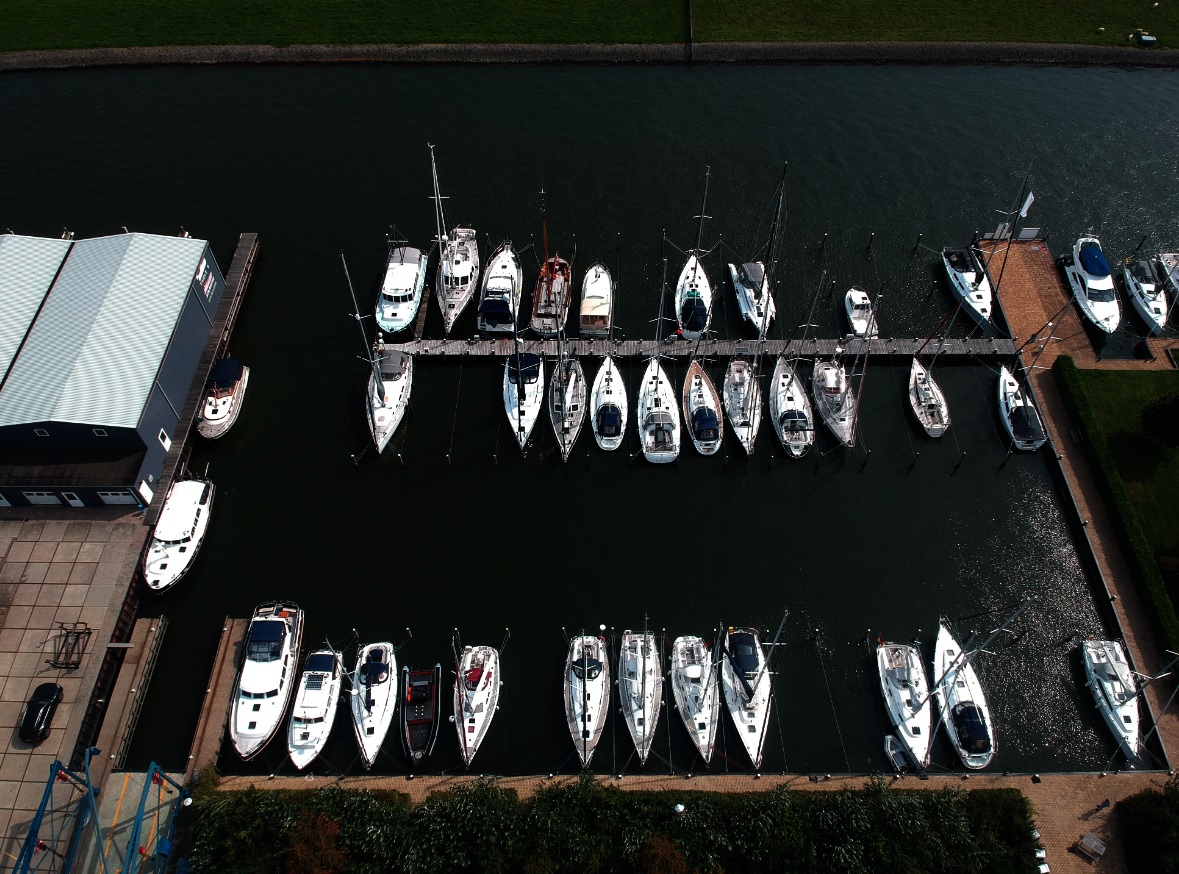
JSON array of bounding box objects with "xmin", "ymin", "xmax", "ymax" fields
[
  {"xmin": 340, "ymin": 251, "xmax": 383, "ymax": 438},
  {"xmin": 428, "ymin": 143, "xmax": 448, "ymax": 247}
]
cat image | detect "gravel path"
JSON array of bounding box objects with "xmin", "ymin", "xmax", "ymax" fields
[{"xmin": 1, "ymin": 41, "xmax": 1178, "ymax": 71}]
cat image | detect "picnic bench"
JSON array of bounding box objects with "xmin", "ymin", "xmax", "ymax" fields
[{"xmin": 1076, "ymin": 832, "xmax": 1106, "ymax": 861}]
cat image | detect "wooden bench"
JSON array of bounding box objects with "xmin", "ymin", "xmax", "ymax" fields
[{"xmin": 1076, "ymin": 832, "xmax": 1106, "ymax": 860}]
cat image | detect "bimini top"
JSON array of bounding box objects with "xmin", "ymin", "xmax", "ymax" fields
[
  {"xmin": 378, "ymin": 351, "xmax": 410, "ymax": 379},
  {"xmin": 0, "ymin": 232, "xmax": 209, "ymax": 429},
  {"xmin": 0, "ymin": 234, "xmax": 72, "ymax": 385},
  {"xmin": 951, "ymin": 703, "xmax": 992, "ymax": 754},
  {"xmin": 1010, "ymin": 406, "xmax": 1045, "ymax": 442},
  {"xmin": 1079, "ymin": 243, "xmax": 1112, "ymax": 278},
  {"xmin": 681, "ymin": 297, "xmax": 708, "ymax": 333},
  {"xmin": 738, "ymin": 262, "xmax": 765, "ymax": 288},
  {"xmin": 246, "ymin": 620, "xmax": 287, "ymax": 661},
  {"xmin": 690, "ymin": 407, "xmax": 719, "ymax": 439},
  {"xmin": 728, "ymin": 632, "xmax": 759, "ymax": 675},
  {"xmin": 478, "ymin": 298, "xmax": 513, "ymax": 325},
  {"xmin": 597, "ymin": 404, "xmax": 622, "ymax": 436},
  {"xmin": 508, "ymin": 353, "xmax": 541, "ymax": 384}
]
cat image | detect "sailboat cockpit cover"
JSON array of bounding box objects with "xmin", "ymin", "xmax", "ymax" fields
[
  {"xmin": 246, "ymin": 621, "xmax": 286, "ymax": 662},
  {"xmin": 572, "ymin": 658, "xmax": 603, "ymax": 681},
  {"xmin": 1009, "ymin": 406, "xmax": 1045, "ymax": 442},
  {"xmin": 951, "ymin": 703, "xmax": 992, "ymax": 753},
  {"xmin": 739, "ymin": 262, "xmax": 765, "ymax": 288},
  {"xmin": 379, "ymin": 352, "xmax": 409, "ymax": 379},
  {"xmin": 363, "ymin": 659, "xmax": 389, "ymax": 686},
  {"xmin": 729, "ymin": 632, "xmax": 758, "ymax": 675},
  {"xmin": 478, "ymin": 299, "xmax": 513, "ymax": 325},
  {"xmin": 681, "ymin": 298, "xmax": 708, "ymax": 332},
  {"xmin": 1079, "ymin": 244, "xmax": 1112, "ymax": 277},
  {"xmin": 597, "ymin": 405, "xmax": 622, "ymax": 436},
  {"xmin": 691, "ymin": 407, "xmax": 719, "ymax": 440},
  {"xmin": 780, "ymin": 410, "xmax": 809, "ymax": 430},
  {"xmin": 509, "ymin": 354, "xmax": 541, "ymax": 384}
]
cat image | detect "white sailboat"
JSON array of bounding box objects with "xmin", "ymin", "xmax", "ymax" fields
[
  {"xmin": 997, "ymin": 365, "xmax": 1046, "ymax": 451},
  {"xmin": 908, "ymin": 358, "xmax": 950, "ymax": 438},
  {"xmin": 591, "ymin": 355, "xmax": 627, "ymax": 451},
  {"xmin": 768, "ymin": 357, "xmax": 813, "ymax": 458},
  {"xmin": 1082, "ymin": 639, "xmax": 1140, "ymax": 761},
  {"xmin": 476, "ymin": 241, "xmax": 522, "ymax": 335},
  {"xmin": 638, "ymin": 357, "xmax": 679, "ymax": 463},
  {"xmin": 675, "ymin": 168, "xmax": 714, "ymax": 342},
  {"xmin": 196, "ymin": 358, "xmax": 249, "ymax": 439},
  {"xmin": 530, "ymin": 191, "xmax": 573, "ymax": 338},
  {"xmin": 1063, "ymin": 236, "xmax": 1121, "ymax": 333},
  {"xmin": 143, "ymin": 476, "xmax": 213, "ymax": 593},
  {"xmin": 350, "ymin": 641, "xmax": 398, "ymax": 769},
  {"xmin": 1123, "ymin": 256, "xmax": 1169, "ymax": 336},
  {"xmin": 812, "ymin": 351, "xmax": 857, "ymax": 447},
  {"xmin": 723, "ymin": 356, "xmax": 761, "ymax": 455},
  {"xmin": 941, "ymin": 246, "xmax": 994, "ymax": 330},
  {"xmin": 933, "ymin": 619, "xmax": 994, "ymax": 770},
  {"xmin": 548, "ymin": 337, "xmax": 587, "ymax": 463},
  {"xmin": 374, "ymin": 241, "xmax": 428, "ymax": 336},
  {"xmin": 454, "ymin": 644, "xmax": 502, "ymax": 768},
  {"xmin": 729, "ymin": 261, "xmax": 776, "ymax": 335},
  {"xmin": 844, "ymin": 286, "xmax": 878, "ymax": 338},
  {"xmin": 720, "ymin": 626, "xmax": 772, "ymax": 769},
  {"xmin": 564, "ymin": 633, "xmax": 611, "ymax": 768},
  {"xmin": 429, "ymin": 144, "xmax": 480, "ymax": 335},
  {"xmin": 230, "ymin": 601, "xmax": 304, "ymax": 760},
  {"xmin": 876, "ymin": 639, "xmax": 933, "ymax": 770},
  {"xmin": 669, "ymin": 635, "xmax": 720, "ymax": 763},
  {"xmin": 618, "ymin": 630, "xmax": 663, "ymax": 765},
  {"xmin": 682, "ymin": 359, "xmax": 722, "ymax": 456},
  {"xmin": 579, "ymin": 262, "xmax": 613, "ymax": 338},
  {"xmin": 287, "ymin": 649, "xmax": 344, "ymax": 771}
]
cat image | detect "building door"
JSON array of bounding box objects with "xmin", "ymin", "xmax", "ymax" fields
[
  {"xmin": 62, "ymin": 492, "xmax": 86, "ymax": 508},
  {"xmin": 137, "ymin": 480, "xmax": 155, "ymax": 504},
  {"xmin": 22, "ymin": 491, "xmax": 62, "ymax": 505},
  {"xmin": 97, "ymin": 490, "xmax": 139, "ymax": 506}
]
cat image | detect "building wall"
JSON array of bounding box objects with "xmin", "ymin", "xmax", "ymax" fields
[{"xmin": 0, "ymin": 420, "xmax": 143, "ymax": 451}]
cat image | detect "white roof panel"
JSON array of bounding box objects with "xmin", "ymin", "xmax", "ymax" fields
[
  {"xmin": 0, "ymin": 233, "xmax": 207, "ymax": 429},
  {"xmin": 0, "ymin": 235, "xmax": 72, "ymax": 383}
]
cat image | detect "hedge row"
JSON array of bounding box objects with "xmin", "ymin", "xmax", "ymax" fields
[
  {"xmin": 188, "ymin": 775, "xmax": 1039, "ymax": 873},
  {"xmin": 1116, "ymin": 774, "xmax": 1179, "ymax": 873},
  {"xmin": 1051, "ymin": 356, "xmax": 1179, "ymax": 652}
]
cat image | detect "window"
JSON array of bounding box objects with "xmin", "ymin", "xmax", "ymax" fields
[
  {"xmin": 92, "ymin": 428, "xmax": 108, "ymax": 437},
  {"xmin": 158, "ymin": 429, "xmax": 172, "ymax": 451},
  {"xmin": 34, "ymin": 428, "xmax": 49, "ymax": 437}
]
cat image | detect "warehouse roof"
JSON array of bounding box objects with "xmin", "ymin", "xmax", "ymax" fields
[{"xmin": 0, "ymin": 234, "xmax": 72, "ymax": 387}]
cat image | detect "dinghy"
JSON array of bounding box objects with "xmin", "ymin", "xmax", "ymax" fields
[
  {"xmin": 288, "ymin": 649, "xmax": 343, "ymax": 771},
  {"xmin": 350, "ymin": 641, "xmax": 398, "ymax": 769}
]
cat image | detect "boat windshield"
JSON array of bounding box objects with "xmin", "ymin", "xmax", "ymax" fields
[
  {"xmin": 951, "ymin": 703, "xmax": 992, "ymax": 754},
  {"xmin": 572, "ymin": 657, "xmax": 603, "ymax": 681},
  {"xmin": 246, "ymin": 620, "xmax": 286, "ymax": 662},
  {"xmin": 1087, "ymin": 286, "xmax": 1116, "ymax": 303}
]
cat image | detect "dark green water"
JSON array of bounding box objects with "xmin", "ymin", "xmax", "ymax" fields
[{"xmin": 2, "ymin": 64, "xmax": 1177, "ymax": 777}]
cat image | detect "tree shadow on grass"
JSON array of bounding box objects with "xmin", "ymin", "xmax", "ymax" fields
[{"xmin": 1108, "ymin": 431, "xmax": 1170, "ymax": 482}]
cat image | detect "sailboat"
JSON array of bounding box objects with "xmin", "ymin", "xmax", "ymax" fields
[
  {"xmin": 723, "ymin": 356, "xmax": 762, "ymax": 455},
  {"xmin": 564, "ymin": 632, "xmax": 611, "ymax": 768},
  {"xmin": 579, "ymin": 263, "xmax": 613, "ymax": 338},
  {"xmin": 454, "ymin": 643, "xmax": 502, "ymax": 768},
  {"xmin": 933, "ymin": 619, "xmax": 994, "ymax": 770},
  {"xmin": 908, "ymin": 359, "xmax": 950, "ymax": 438},
  {"xmin": 1082, "ymin": 639, "xmax": 1141, "ymax": 761},
  {"xmin": 876, "ymin": 638, "xmax": 933, "ymax": 770},
  {"xmin": 618, "ymin": 629, "xmax": 664, "ymax": 765},
  {"xmin": 590, "ymin": 355, "xmax": 628, "ymax": 451},
  {"xmin": 476, "ymin": 241, "xmax": 523, "ymax": 335},
  {"xmin": 374, "ymin": 237, "xmax": 428, "ymax": 336},
  {"xmin": 548, "ymin": 333, "xmax": 587, "ymax": 462},
  {"xmin": 675, "ymin": 168, "xmax": 714, "ymax": 342},
  {"xmin": 720, "ymin": 626, "xmax": 774, "ymax": 769},
  {"xmin": 288, "ymin": 648, "xmax": 344, "ymax": 771},
  {"xmin": 669, "ymin": 634, "xmax": 720, "ymax": 763},
  {"xmin": 997, "ymin": 365, "xmax": 1046, "ymax": 451},
  {"xmin": 401, "ymin": 663, "xmax": 443, "ymax": 765},
  {"xmin": 941, "ymin": 246, "xmax": 994, "ymax": 330},
  {"xmin": 343, "ymin": 252, "xmax": 413, "ymax": 454},
  {"xmin": 530, "ymin": 190, "xmax": 573, "ymax": 338},
  {"xmin": 730, "ymin": 261, "xmax": 776, "ymax": 335},
  {"xmin": 350, "ymin": 641, "xmax": 398, "ymax": 769},
  {"xmin": 638, "ymin": 258, "xmax": 680, "ymax": 463},
  {"xmin": 429, "ymin": 144, "xmax": 480, "ymax": 335},
  {"xmin": 812, "ymin": 348, "xmax": 856, "ymax": 448},
  {"xmin": 1122, "ymin": 256, "xmax": 1169, "ymax": 336},
  {"xmin": 503, "ymin": 316, "xmax": 545, "ymax": 456},
  {"xmin": 769, "ymin": 357, "xmax": 813, "ymax": 458},
  {"xmin": 230, "ymin": 602, "xmax": 304, "ymax": 760},
  {"xmin": 682, "ymin": 358, "xmax": 722, "ymax": 456}
]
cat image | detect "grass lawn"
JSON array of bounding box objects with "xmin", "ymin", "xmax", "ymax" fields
[
  {"xmin": 1077, "ymin": 368, "xmax": 1179, "ymax": 559},
  {"xmin": 0, "ymin": 0, "xmax": 1175, "ymax": 53}
]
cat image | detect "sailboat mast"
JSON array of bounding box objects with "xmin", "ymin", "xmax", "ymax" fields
[
  {"xmin": 989, "ymin": 164, "xmax": 1033, "ymax": 302},
  {"xmin": 759, "ymin": 163, "xmax": 787, "ymax": 343},
  {"xmin": 428, "ymin": 143, "xmax": 448, "ymax": 246},
  {"xmin": 925, "ymin": 596, "xmax": 1036, "ymax": 705},
  {"xmin": 340, "ymin": 251, "xmax": 385, "ymax": 405}
]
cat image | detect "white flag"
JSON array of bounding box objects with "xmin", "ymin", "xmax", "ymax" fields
[{"xmin": 1020, "ymin": 191, "xmax": 1035, "ymax": 218}]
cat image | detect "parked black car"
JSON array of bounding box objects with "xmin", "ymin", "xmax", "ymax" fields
[{"xmin": 19, "ymin": 683, "xmax": 62, "ymax": 745}]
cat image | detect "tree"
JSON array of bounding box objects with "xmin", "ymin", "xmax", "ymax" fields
[{"xmin": 1141, "ymin": 390, "xmax": 1179, "ymax": 448}]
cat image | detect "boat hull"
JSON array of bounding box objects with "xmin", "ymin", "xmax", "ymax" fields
[
  {"xmin": 437, "ymin": 228, "xmax": 480, "ymax": 335},
  {"xmin": 1063, "ymin": 237, "xmax": 1120, "ymax": 334},
  {"xmin": 997, "ymin": 365, "xmax": 1046, "ymax": 451},
  {"xmin": 1082, "ymin": 639, "xmax": 1140, "ymax": 761},
  {"xmin": 638, "ymin": 358, "xmax": 679, "ymax": 463},
  {"xmin": 579, "ymin": 262, "xmax": 613, "ymax": 338},
  {"xmin": 720, "ymin": 628, "xmax": 770, "ymax": 770},
  {"xmin": 876, "ymin": 642, "xmax": 932, "ymax": 769},
  {"xmin": 908, "ymin": 358, "xmax": 950, "ymax": 438},
  {"xmin": 1123, "ymin": 258, "xmax": 1168, "ymax": 336},
  {"xmin": 934, "ymin": 620, "xmax": 994, "ymax": 770},
  {"xmin": 675, "ymin": 255, "xmax": 712, "ymax": 342},
  {"xmin": 476, "ymin": 243, "xmax": 523, "ymax": 335},
  {"xmin": 230, "ymin": 601, "xmax": 304, "ymax": 760},
  {"xmin": 682, "ymin": 359, "xmax": 722, "ymax": 456},
  {"xmin": 454, "ymin": 646, "xmax": 501, "ymax": 768},
  {"xmin": 531, "ymin": 256, "xmax": 572, "ymax": 338},
  {"xmin": 619, "ymin": 631, "xmax": 664, "ymax": 764},
  {"xmin": 670, "ymin": 635, "xmax": 719, "ymax": 763},
  {"xmin": 504, "ymin": 353, "xmax": 545, "ymax": 454},
  {"xmin": 288, "ymin": 649, "xmax": 343, "ymax": 771},
  {"xmin": 728, "ymin": 261, "xmax": 776, "ymax": 336},
  {"xmin": 723, "ymin": 358, "xmax": 761, "ymax": 455},
  {"xmin": 367, "ymin": 351, "xmax": 413, "ymax": 454},
  {"xmin": 812, "ymin": 359, "xmax": 856, "ymax": 447},
  {"xmin": 941, "ymin": 247, "xmax": 993, "ymax": 330},
  {"xmin": 549, "ymin": 356, "xmax": 587, "ymax": 462},
  {"xmin": 564, "ymin": 635, "xmax": 610, "ymax": 768}
]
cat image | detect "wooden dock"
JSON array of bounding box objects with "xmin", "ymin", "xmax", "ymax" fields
[
  {"xmin": 381, "ymin": 335, "xmax": 1017, "ymax": 360},
  {"xmin": 185, "ymin": 617, "xmax": 248, "ymax": 782}
]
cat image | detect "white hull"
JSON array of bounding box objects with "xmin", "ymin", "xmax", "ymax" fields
[
  {"xmin": 579, "ymin": 262, "xmax": 613, "ymax": 338},
  {"xmin": 723, "ymin": 358, "xmax": 761, "ymax": 455},
  {"xmin": 288, "ymin": 649, "xmax": 343, "ymax": 771},
  {"xmin": 565, "ymin": 634, "xmax": 611, "ymax": 768},
  {"xmin": 768, "ymin": 357, "xmax": 814, "ymax": 458},
  {"xmin": 454, "ymin": 645, "xmax": 501, "ymax": 768},
  {"xmin": 1123, "ymin": 257, "xmax": 1168, "ymax": 336},
  {"xmin": 196, "ymin": 362, "xmax": 249, "ymax": 439},
  {"xmin": 877, "ymin": 642, "xmax": 932, "ymax": 769},
  {"xmin": 375, "ymin": 246, "xmax": 428, "ymax": 335},
  {"xmin": 998, "ymin": 365, "xmax": 1046, "ymax": 451},
  {"xmin": 1082, "ymin": 639, "xmax": 1140, "ymax": 761},
  {"xmin": 669, "ymin": 635, "xmax": 719, "ymax": 763},
  {"xmin": 721, "ymin": 628, "xmax": 771, "ymax": 770},
  {"xmin": 682, "ymin": 359, "xmax": 722, "ymax": 456},
  {"xmin": 476, "ymin": 242, "xmax": 523, "ymax": 335},
  {"xmin": 143, "ymin": 478, "xmax": 213, "ymax": 592},
  {"xmin": 619, "ymin": 631, "xmax": 664, "ymax": 765},
  {"xmin": 230, "ymin": 602, "xmax": 304, "ymax": 760},
  {"xmin": 504, "ymin": 353, "xmax": 545, "ymax": 454},
  {"xmin": 638, "ymin": 358, "xmax": 679, "ymax": 463},
  {"xmin": 942, "ymin": 247, "xmax": 993, "ymax": 329},
  {"xmin": 351, "ymin": 642, "xmax": 398, "ymax": 769},
  {"xmin": 549, "ymin": 355, "xmax": 587, "ymax": 462},
  {"xmin": 908, "ymin": 358, "xmax": 950, "ymax": 438},
  {"xmin": 812, "ymin": 358, "xmax": 856, "ymax": 447},
  {"xmin": 436, "ymin": 227, "xmax": 480, "ymax": 335},
  {"xmin": 367, "ymin": 351, "xmax": 413, "ymax": 454},
  {"xmin": 934, "ymin": 620, "xmax": 994, "ymax": 770},
  {"xmin": 728, "ymin": 262, "xmax": 776, "ymax": 336},
  {"xmin": 844, "ymin": 286, "xmax": 878, "ymax": 338},
  {"xmin": 590, "ymin": 356, "xmax": 628, "ymax": 451},
  {"xmin": 1064, "ymin": 237, "xmax": 1121, "ymax": 333},
  {"xmin": 675, "ymin": 255, "xmax": 712, "ymax": 342}
]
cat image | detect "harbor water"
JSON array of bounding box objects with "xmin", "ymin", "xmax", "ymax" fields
[{"xmin": 2, "ymin": 63, "xmax": 1178, "ymax": 777}]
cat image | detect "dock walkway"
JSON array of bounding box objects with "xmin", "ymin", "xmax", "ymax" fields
[{"xmin": 185, "ymin": 618, "xmax": 247, "ymax": 783}]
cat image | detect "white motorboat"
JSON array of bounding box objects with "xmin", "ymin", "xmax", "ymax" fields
[
  {"xmin": 504, "ymin": 352, "xmax": 545, "ymax": 455},
  {"xmin": 143, "ymin": 477, "xmax": 214, "ymax": 592},
  {"xmin": 933, "ymin": 619, "xmax": 994, "ymax": 770},
  {"xmin": 720, "ymin": 627, "xmax": 771, "ymax": 769},
  {"xmin": 844, "ymin": 286, "xmax": 878, "ymax": 338},
  {"xmin": 429, "ymin": 146, "xmax": 480, "ymax": 335},
  {"xmin": 402, "ymin": 663, "xmax": 442, "ymax": 765},
  {"xmin": 941, "ymin": 246, "xmax": 993, "ymax": 329},
  {"xmin": 669, "ymin": 635, "xmax": 719, "ymax": 763},
  {"xmin": 476, "ymin": 242, "xmax": 522, "ymax": 335},
  {"xmin": 682, "ymin": 359, "xmax": 722, "ymax": 456},
  {"xmin": 287, "ymin": 649, "xmax": 343, "ymax": 771},
  {"xmin": 876, "ymin": 640, "xmax": 933, "ymax": 770},
  {"xmin": 997, "ymin": 365, "xmax": 1046, "ymax": 451},
  {"xmin": 350, "ymin": 641, "xmax": 398, "ymax": 769},
  {"xmin": 230, "ymin": 601, "xmax": 304, "ymax": 760},
  {"xmin": 564, "ymin": 633, "xmax": 611, "ymax": 768},
  {"xmin": 729, "ymin": 261, "xmax": 776, "ymax": 336},
  {"xmin": 637, "ymin": 357, "xmax": 679, "ymax": 463},
  {"xmin": 374, "ymin": 244, "xmax": 428, "ymax": 336},
  {"xmin": 590, "ymin": 356, "xmax": 628, "ymax": 451},
  {"xmin": 723, "ymin": 358, "xmax": 761, "ymax": 455},
  {"xmin": 812, "ymin": 355, "xmax": 857, "ymax": 447},
  {"xmin": 579, "ymin": 262, "xmax": 612, "ymax": 338},
  {"xmin": 1082, "ymin": 639, "xmax": 1140, "ymax": 760},
  {"xmin": 549, "ymin": 350, "xmax": 587, "ymax": 463},
  {"xmin": 367, "ymin": 350, "xmax": 413, "ymax": 454},
  {"xmin": 908, "ymin": 358, "xmax": 950, "ymax": 438},
  {"xmin": 196, "ymin": 358, "xmax": 249, "ymax": 439},
  {"xmin": 454, "ymin": 645, "xmax": 501, "ymax": 768},
  {"xmin": 676, "ymin": 255, "xmax": 712, "ymax": 342},
  {"xmin": 768, "ymin": 357, "xmax": 813, "ymax": 458},
  {"xmin": 1123, "ymin": 257, "xmax": 1169, "ymax": 336},
  {"xmin": 1063, "ymin": 237, "xmax": 1121, "ymax": 333},
  {"xmin": 618, "ymin": 630, "xmax": 664, "ymax": 765}
]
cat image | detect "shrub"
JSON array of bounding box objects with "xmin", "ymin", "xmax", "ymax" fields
[{"xmin": 1118, "ymin": 775, "xmax": 1179, "ymax": 873}]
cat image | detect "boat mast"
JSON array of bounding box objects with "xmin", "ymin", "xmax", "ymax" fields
[
  {"xmin": 691, "ymin": 166, "xmax": 711, "ymax": 280},
  {"xmin": 428, "ymin": 143, "xmax": 448, "ymax": 247},
  {"xmin": 924, "ymin": 596, "xmax": 1036, "ymax": 707},
  {"xmin": 758, "ymin": 163, "xmax": 787, "ymax": 344},
  {"xmin": 986, "ymin": 164, "xmax": 1033, "ymax": 307},
  {"xmin": 340, "ymin": 252, "xmax": 384, "ymax": 432}
]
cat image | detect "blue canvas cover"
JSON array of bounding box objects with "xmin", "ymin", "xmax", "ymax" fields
[
  {"xmin": 1010, "ymin": 406, "xmax": 1045, "ymax": 442},
  {"xmin": 479, "ymin": 298, "xmax": 513, "ymax": 325},
  {"xmin": 508, "ymin": 353, "xmax": 541, "ymax": 384},
  {"xmin": 1079, "ymin": 244, "xmax": 1112, "ymax": 277},
  {"xmin": 690, "ymin": 407, "xmax": 719, "ymax": 440},
  {"xmin": 305, "ymin": 652, "xmax": 336, "ymax": 673},
  {"xmin": 597, "ymin": 404, "xmax": 622, "ymax": 437},
  {"xmin": 951, "ymin": 703, "xmax": 992, "ymax": 753},
  {"xmin": 681, "ymin": 298, "xmax": 708, "ymax": 332},
  {"xmin": 209, "ymin": 357, "xmax": 242, "ymax": 389}
]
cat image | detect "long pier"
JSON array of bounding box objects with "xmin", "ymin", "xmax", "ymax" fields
[{"xmin": 381, "ymin": 335, "xmax": 1017, "ymax": 359}]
